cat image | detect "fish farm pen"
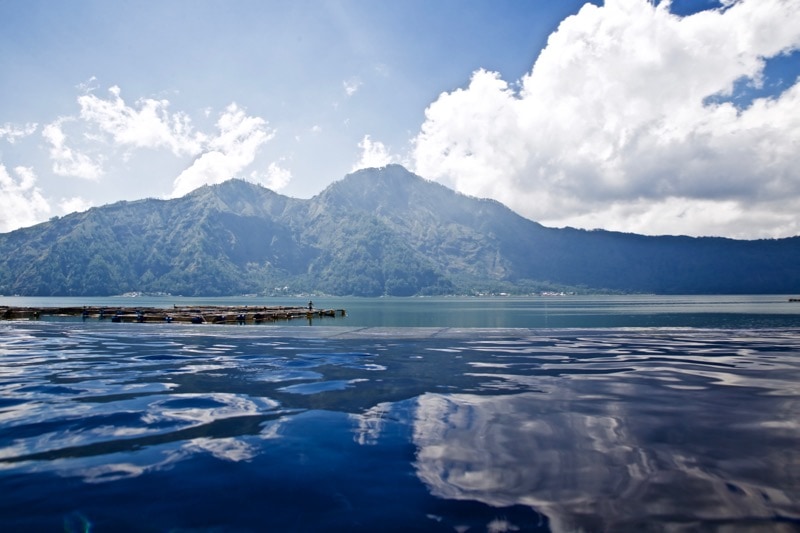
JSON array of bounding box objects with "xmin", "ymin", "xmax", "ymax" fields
[{"xmin": 0, "ymin": 305, "xmax": 346, "ymax": 324}]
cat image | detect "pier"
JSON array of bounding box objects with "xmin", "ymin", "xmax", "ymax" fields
[{"xmin": 0, "ymin": 305, "xmax": 346, "ymax": 324}]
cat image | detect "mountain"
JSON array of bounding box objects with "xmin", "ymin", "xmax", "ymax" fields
[{"xmin": 1, "ymin": 165, "xmax": 799, "ymax": 296}]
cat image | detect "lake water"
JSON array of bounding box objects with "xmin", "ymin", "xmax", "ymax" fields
[{"xmin": 1, "ymin": 295, "xmax": 799, "ymax": 531}]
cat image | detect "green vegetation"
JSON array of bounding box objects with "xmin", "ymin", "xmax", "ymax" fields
[{"xmin": 0, "ymin": 165, "xmax": 798, "ymax": 296}]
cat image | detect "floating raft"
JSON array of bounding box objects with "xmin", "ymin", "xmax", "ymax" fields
[{"xmin": 0, "ymin": 305, "xmax": 346, "ymax": 324}]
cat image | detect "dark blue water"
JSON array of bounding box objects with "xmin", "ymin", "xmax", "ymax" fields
[{"xmin": 1, "ymin": 297, "xmax": 799, "ymax": 531}]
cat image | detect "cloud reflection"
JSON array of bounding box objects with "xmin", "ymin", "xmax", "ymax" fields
[
  {"xmin": 0, "ymin": 392, "xmax": 279, "ymax": 465},
  {"xmin": 409, "ymin": 391, "xmax": 798, "ymax": 532}
]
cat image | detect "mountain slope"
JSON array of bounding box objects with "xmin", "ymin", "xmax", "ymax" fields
[
  {"xmin": 0, "ymin": 165, "xmax": 798, "ymax": 296},
  {"xmin": 0, "ymin": 182, "xmax": 316, "ymax": 296},
  {"xmin": 306, "ymin": 166, "xmax": 800, "ymax": 295}
]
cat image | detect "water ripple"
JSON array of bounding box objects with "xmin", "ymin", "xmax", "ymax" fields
[{"xmin": 1, "ymin": 324, "xmax": 798, "ymax": 531}]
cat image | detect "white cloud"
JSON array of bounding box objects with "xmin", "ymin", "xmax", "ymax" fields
[
  {"xmin": 352, "ymin": 134, "xmax": 399, "ymax": 171},
  {"xmin": 38, "ymin": 85, "xmax": 278, "ymax": 197},
  {"xmin": 412, "ymin": 0, "xmax": 800, "ymax": 238},
  {"xmin": 343, "ymin": 77, "xmax": 363, "ymax": 96},
  {"xmin": 0, "ymin": 164, "xmax": 51, "ymax": 232},
  {"xmin": 41, "ymin": 119, "xmax": 104, "ymax": 180},
  {"xmin": 59, "ymin": 196, "xmax": 93, "ymax": 215},
  {"xmin": 75, "ymin": 76, "xmax": 99, "ymax": 93},
  {"xmin": 0, "ymin": 122, "xmax": 37, "ymax": 144},
  {"xmin": 251, "ymin": 161, "xmax": 292, "ymax": 191},
  {"xmin": 170, "ymin": 103, "xmax": 274, "ymax": 197},
  {"xmin": 77, "ymin": 85, "xmax": 205, "ymax": 156}
]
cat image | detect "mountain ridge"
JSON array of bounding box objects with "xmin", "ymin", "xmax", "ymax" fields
[{"xmin": 1, "ymin": 165, "xmax": 798, "ymax": 296}]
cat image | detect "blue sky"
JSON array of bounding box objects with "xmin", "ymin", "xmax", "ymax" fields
[{"xmin": 1, "ymin": 0, "xmax": 799, "ymax": 238}]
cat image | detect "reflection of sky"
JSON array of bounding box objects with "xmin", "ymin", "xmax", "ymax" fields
[
  {"xmin": 0, "ymin": 325, "xmax": 387, "ymax": 481},
  {"xmin": 1, "ymin": 323, "xmax": 799, "ymax": 530},
  {"xmin": 346, "ymin": 329, "xmax": 800, "ymax": 530},
  {"xmin": 409, "ymin": 385, "xmax": 799, "ymax": 532},
  {"xmin": 2, "ymin": 434, "xmax": 263, "ymax": 484},
  {"xmin": 0, "ymin": 392, "xmax": 279, "ymax": 462}
]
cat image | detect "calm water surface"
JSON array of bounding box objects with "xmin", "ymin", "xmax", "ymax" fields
[
  {"xmin": 1, "ymin": 296, "xmax": 799, "ymax": 531},
  {"xmin": 4, "ymin": 294, "xmax": 800, "ymax": 328}
]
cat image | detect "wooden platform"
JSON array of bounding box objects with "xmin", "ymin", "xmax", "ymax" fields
[{"xmin": 0, "ymin": 305, "xmax": 346, "ymax": 324}]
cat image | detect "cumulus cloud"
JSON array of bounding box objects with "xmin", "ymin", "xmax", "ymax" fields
[
  {"xmin": 0, "ymin": 164, "xmax": 51, "ymax": 232},
  {"xmin": 77, "ymin": 85, "xmax": 205, "ymax": 156},
  {"xmin": 170, "ymin": 103, "xmax": 274, "ymax": 197},
  {"xmin": 42, "ymin": 86, "xmax": 207, "ymax": 181},
  {"xmin": 412, "ymin": 0, "xmax": 800, "ymax": 238},
  {"xmin": 0, "ymin": 122, "xmax": 37, "ymax": 144},
  {"xmin": 59, "ymin": 196, "xmax": 93, "ymax": 215},
  {"xmin": 352, "ymin": 135, "xmax": 399, "ymax": 171},
  {"xmin": 41, "ymin": 119, "xmax": 104, "ymax": 180},
  {"xmin": 39, "ymin": 87, "xmax": 275, "ymax": 196},
  {"xmin": 251, "ymin": 161, "xmax": 292, "ymax": 191}
]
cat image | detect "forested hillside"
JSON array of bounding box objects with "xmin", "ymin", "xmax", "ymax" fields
[{"xmin": 0, "ymin": 165, "xmax": 798, "ymax": 296}]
